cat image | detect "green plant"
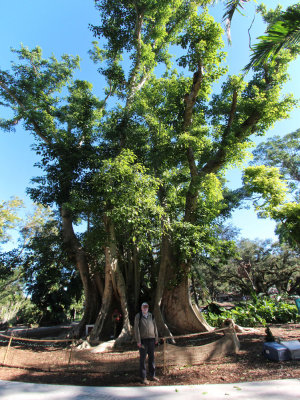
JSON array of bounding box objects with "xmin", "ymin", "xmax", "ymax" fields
[
  {"xmin": 204, "ymin": 296, "xmax": 300, "ymax": 327},
  {"xmin": 16, "ymin": 301, "xmax": 43, "ymax": 325}
]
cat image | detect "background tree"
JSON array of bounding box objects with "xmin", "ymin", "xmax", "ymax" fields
[
  {"xmin": 244, "ymin": 128, "xmax": 299, "ymax": 248},
  {"xmin": 252, "ymin": 128, "xmax": 300, "ymax": 198},
  {"xmin": 22, "ymin": 216, "xmax": 83, "ymax": 325},
  {"xmin": 0, "ymin": 250, "xmax": 26, "ymax": 327},
  {"xmin": 197, "ymin": 238, "xmax": 300, "ymax": 299},
  {"xmin": 0, "ymin": 198, "xmax": 25, "ymax": 326},
  {"xmin": 221, "ymin": 239, "xmax": 300, "ymax": 296},
  {"xmin": 0, "ymin": 198, "xmax": 23, "ymax": 244}
]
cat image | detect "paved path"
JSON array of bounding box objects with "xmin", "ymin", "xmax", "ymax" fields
[{"xmin": 0, "ymin": 379, "xmax": 300, "ymax": 399}]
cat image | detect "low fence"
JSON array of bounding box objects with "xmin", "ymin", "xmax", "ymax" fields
[
  {"xmin": 0, "ymin": 333, "xmax": 75, "ymax": 371},
  {"xmin": 0, "ymin": 327, "xmax": 239, "ymax": 374},
  {"xmin": 159, "ymin": 327, "xmax": 239, "ymax": 373}
]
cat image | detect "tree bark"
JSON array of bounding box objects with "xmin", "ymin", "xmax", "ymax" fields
[
  {"xmin": 133, "ymin": 245, "xmax": 140, "ymax": 313},
  {"xmin": 90, "ymin": 216, "xmax": 131, "ymax": 343},
  {"xmin": 61, "ymin": 206, "xmax": 101, "ymax": 337},
  {"xmin": 106, "ymin": 218, "xmax": 131, "ymax": 344},
  {"xmin": 154, "ymin": 220, "xmax": 212, "ymax": 335},
  {"xmin": 89, "ymin": 245, "xmax": 114, "ymax": 340},
  {"xmin": 153, "ymin": 225, "xmax": 174, "ymax": 338},
  {"xmin": 162, "ymin": 266, "xmax": 212, "ymax": 334}
]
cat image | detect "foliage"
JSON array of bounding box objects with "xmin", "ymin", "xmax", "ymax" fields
[
  {"xmin": 92, "ymin": 149, "xmax": 163, "ymax": 250},
  {"xmin": 205, "ymin": 296, "xmax": 300, "ymax": 327},
  {"xmin": 245, "ymin": 3, "xmax": 300, "ymax": 70},
  {"xmin": 244, "ymin": 128, "xmax": 300, "ymax": 248},
  {"xmin": 22, "ymin": 217, "xmax": 82, "ymax": 325},
  {"xmin": 196, "ymin": 238, "xmax": 300, "ymax": 301},
  {"xmin": 223, "ymin": 0, "xmax": 251, "ymax": 44},
  {"xmin": 251, "ymin": 128, "xmax": 300, "ymax": 197},
  {"xmin": 0, "ymin": 202, "xmax": 82, "ymax": 325},
  {"xmin": 243, "ymin": 165, "xmax": 288, "ymax": 216},
  {"xmin": 0, "ymin": 198, "xmax": 27, "ymax": 324},
  {"xmin": 13, "ymin": 300, "xmax": 43, "ymax": 326},
  {"xmin": 0, "ymin": 269, "xmax": 27, "ymax": 324},
  {"xmin": 191, "ymin": 224, "xmax": 240, "ymax": 302},
  {"xmin": 0, "ymin": 198, "xmax": 23, "ymax": 244},
  {"xmin": 273, "ymin": 203, "xmax": 300, "ymax": 249},
  {"xmin": 249, "ymin": 128, "xmax": 300, "ymax": 248}
]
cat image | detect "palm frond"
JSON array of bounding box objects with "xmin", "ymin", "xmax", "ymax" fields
[
  {"xmin": 223, "ymin": 0, "xmax": 251, "ymax": 44},
  {"xmin": 244, "ymin": 5, "xmax": 300, "ymax": 71}
]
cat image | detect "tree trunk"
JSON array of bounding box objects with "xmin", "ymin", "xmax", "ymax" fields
[
  {"xmin": 89, "ymin": 245, "xmax": 114, "ymax": 340},
  {"xmin": 61, "ymin": 206, "xmax": 101, "ymax": 337},
  {"xmin": 90, "ymin": 216, "xmax": 131, "ymax": 343},
  {"xmin": 153, "ymin": 226, "xmax": 174, "ymax": 338},
  {"xmin": 162, "ymin": 273, "xmax": 212, "ymax": 334},
  {"xmin": 160, "ymin": 63, "xmax": 213, "ymax": 334},
  {"xmin": 133, "ymin": 245, "xmax": 140, "ymax": 313},
  {"xmin": 191, "ymin": 271, "xmax": 200, "ymax": 308},
  {"xmin": 106, "ymin": 218, "xmax": 131, "ymax": 344},
  {"xmin": 162, "ymin": 261, "xmax": 212, "ymax": 334}
]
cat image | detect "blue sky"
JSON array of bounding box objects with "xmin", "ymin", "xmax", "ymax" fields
[{"xmin": 0, "ymin": 0, "xmax": 299, "ymax": 242}]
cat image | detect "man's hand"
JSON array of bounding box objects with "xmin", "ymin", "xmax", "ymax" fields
[{"xmin": 137, "ymin": 343, "xmax": 142, "ymax": 348}]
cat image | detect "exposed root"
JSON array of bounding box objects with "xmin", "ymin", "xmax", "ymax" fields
[
  {"xmin": 222, "ymin": 318, "xmax": 259, "ymax": 333},
  {"xmin": 76, "ymin": 340, "xmax": 92, "ymax": 350},
  {"xmin": 90, "ymin": 339, "xmax": 116, "ymax": 353}
]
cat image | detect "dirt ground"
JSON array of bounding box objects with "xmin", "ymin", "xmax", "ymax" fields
[{"xmin": 0, "ymin": 324, "xmax": 299, "ymax": 387}]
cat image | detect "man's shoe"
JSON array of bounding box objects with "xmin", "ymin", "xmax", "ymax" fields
[
  {"xmin": 141, "ymin": 378, "xmax": 150, "ymax": 385},
  {"xmin": 150, "ymin": 376, "xmax": 159, "ymax": 382}
]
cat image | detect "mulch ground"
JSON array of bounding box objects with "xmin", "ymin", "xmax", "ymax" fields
[{"xmin": 0, "ymin": 324, "xmax": 299, "ymax": 387}]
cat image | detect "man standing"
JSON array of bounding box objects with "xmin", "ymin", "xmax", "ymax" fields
[{"xmin": 134, "ymin": 302, "xmax": 159, "ymax": 384}]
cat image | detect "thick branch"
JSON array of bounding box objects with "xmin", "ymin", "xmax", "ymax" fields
[
  {"xmin": 183, "ymin": 64, "xmax": 204, "ymax": 131},
  {"xmin": 127, "ymin": 3, "xmax": 144, "ymax": 104},
  {"xmin": 201, "ymin": 110, "xmax": 261, "ymax": 175},
  {"xmin": 182, "ymin": 64, "xmax": 204, "ymax": 223},
  {"xmin": 224, "ymin": 90, "xmax": 238, "ymax": 136}
]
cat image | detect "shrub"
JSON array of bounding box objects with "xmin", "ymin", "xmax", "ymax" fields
[
  {"xmin": 204, "ymin": 297, "xmax": 300, "ymax": 327},
  {"xmin": 16, "ymin": 301, "xmax": 43, "ymax": 325}
]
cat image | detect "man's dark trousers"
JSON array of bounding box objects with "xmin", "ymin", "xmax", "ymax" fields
[{"xmin": 139, "ymin": 338, "xmax": 155, "ymax": 379}]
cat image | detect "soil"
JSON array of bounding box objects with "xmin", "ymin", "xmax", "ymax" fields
[{"xmin": 0, "ymin": 324, "xmax": 299, "ymax": 387}]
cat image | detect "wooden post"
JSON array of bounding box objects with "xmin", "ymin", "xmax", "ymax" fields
[
  {"xmin": 163, "ymin": 338, "xmax": 166, "ymax": 375},
  {"xmin": 223, "ymin": 326, "xmax": 240, "ymax": 353},
  {"xmin": 229, "ymin": 327, "xmax": 240, "ymax": 352},
  {"xmin": 3, "ymin": 335, "xmax": 13, "ymax": 365},
  {"xmin": 67, "ymin": 339, "xmax": 74, "ymax": 369}
]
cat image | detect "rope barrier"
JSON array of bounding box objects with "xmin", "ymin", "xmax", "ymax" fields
[
  {"xmin": 1, "ymin": 341, "xmax": 69, "ymax": 348},
  {"xmin": 0, "ymin": 333, "xmax": 73, "ymax": 343},
  {"xmin": 0, "ymin": 327, "xmax": 238, "ymax": 374},
  {"xmin": 0, "ymin": 327, "xmax": 227, "ymax": 344},
  {"xmin": 162, "ymin": 327, "xmax": 228, "ymax": 341}
]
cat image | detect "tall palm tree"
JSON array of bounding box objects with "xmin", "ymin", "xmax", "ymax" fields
[
  {"xmin": 244, "ymin": 4, "xmax": 300, "ymax": 71},
  {"xmin": 222, "ymin": 0, "xmax": 251, "ymax": 44}
]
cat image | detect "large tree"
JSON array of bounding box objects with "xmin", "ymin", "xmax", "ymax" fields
[{"xmin": 0, "ymin": 1, "xmax": 298, "ymax": 340}]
